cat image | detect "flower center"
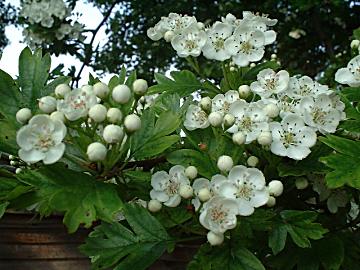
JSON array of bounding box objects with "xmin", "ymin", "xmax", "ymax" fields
[
  {"xmin": 299, "ymin": 85, "xmax": 312, "ymax": 96},
  {"xmin": 240, "ymin": 41, "xmax": 252, "ymax": 54},
  {"xmin": 312, "ymin": 107, "xmax": 327, "ymax": 124},
  {"xmin": 34, "ymin": 134, "xmax": 54, "ymax": 151},
  {"xmin": 192, "ymin": 110, "xmax": 208, "ymax": 124},
  {"xmin": 265, "ymin": 78, "xmax": 276, "ymax": 91},
  {"xmin": 240, "ymin": 116, "xmax": 252, "ymax": 131},
  {"xmin": 212, "ymin": 38, "xmax": 225, "ymax": 52},
  {"xmin": 210, "ymin": 206, "xmax": 228, "ymax": 223},
  {"xmin": 184, "ymin": 39, "xmax": 197, "ymax": 50},
  {"xmin": 282, "ymin": 131, "xmax": 295, "ymax": 147}
]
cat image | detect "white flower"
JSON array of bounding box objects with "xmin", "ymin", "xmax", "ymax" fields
[
  {"xmin": 250, "ymin": 69, "xmax": 289, "ymax": 98},
  {"xmin": 16, "ymin": 108, "xmax": 32, "ymax": 124},
  {"xmin": 218, "ymin": 165, "xmax": 269, "ymax": 216},
  {"xmin": 171, "ymin": 24, "xmax": 207, "ymax": 57},
  {"xmin": 103, "ymin": 124, "xmax": 124, "ymax": 144},
  {"xmin": 210, "ymin": 174, "xmax": 228, "ymax": 196},
  {"xmin": 202, "ymin": 22, "xmax": 233, "ymax": 61},
  {"xmin": 225, "ymin": 26, "xmax": 265, "ymax": 66},
  {"xmin": 57, "ymin": 88, "xmax": 98, "ymax": 121},
  {"xmin": 124, "ymin": 114, "xmax": 141, "ymax": 132},
  {"xmin": 184, "ymin": 104, "xmax": 209, "ymax": 131},
  {"xmin": 299, "ymin": 94, "xmax": 343, "ymax": 134},
  {"xmin": 192, "ymin": 178, "xmax": 211, "ymax": 210},
  {"xmin": 228, "ymin": 100, "xmax": 269, "ymax": 143},
  {"xmin": 39, "ymin": 96, "xmax": 57, "ymax": 113},
  {"xmin": 17, "ymin": 114, "xmax": 66, "ymax": 164},
  {"xmin": 161, "ymin": 13, "xmax": 197, "ymax": 35},
  {"xmin": 132, "ymin": 79, "xmax": 148, "ymax": 95},
  {"xmin": 112, "ymin": 84, "xmax": 132, "ymax": 104},
  {"xmin": 270, "ymin": 114, "xmax": 317, "ymax": 160},
  {"xmin": 150, "ymin": 165, "xmax": 190, "ymax": 207},
  {"xmin": 211, "ymin": 90, "xmax": 239, "ymax": 115},
  {"xmin": 286, "ymin": 76, "xmax": 332, "ymax": 100},
  {"xmin": 335, "ymin": 55, "xmax": 360, "ymax": 87},
  {"xmin": 87, "ymin": 142, "xmax": 107, "ymax": 161},
  {"xmin": 199, "ymin": 196, "xmax": 238, "ymax": 234},
  {"xmin": 93, "ymin": 82, "xmax": 110, "ymax": 99}
]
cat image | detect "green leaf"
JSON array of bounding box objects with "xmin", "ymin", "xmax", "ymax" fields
[
  {"xmin": 80, "ymin": 203, "xmax": 170, "ymax": 270},
  {"xmin": 0, "ymin": 117, "xmax": 20, "ymax": 155},
  {"xmin": 18, "ymin": 164, "xmax": 122, "ymax": 233},
  {"xmin": 137, "ymin": 135, "xmax": 179, "ymax": 159},
  {"xmin": 320, "ymin": 135, "xmax": 360, "ymax": 188},
  {"xmin": 148, "ymin": 70, "xmax": 202, "ymax": 97},
  {"xmin": 42, "ymin": 76, "xmax": 71, "ymax": 96},
  {"xmin": 154, "ymin": 206, "xmax": 193, "ymax": 228},
  {"xmin": 0, "ymin": 69, "xmax": 22, "ymax": 117},
  {"xmin": 268, "ymin": 224, "xmax": 288, "ymax": 255},
  {"xmin": 0, "ymin": 201, "xmax": 9, "ymax": 219},
  {"xmin": 188, "ymin": 241, "xmax": 265, "ymax": 270},
  {"xmin": 341, "ymin": 87, "xmax": 360, "ymax": 102}
]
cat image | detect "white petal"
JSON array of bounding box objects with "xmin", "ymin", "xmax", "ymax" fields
[
  {"xmin": 151, "ymin": 171, "xmax": 170, "ymax": 190},
  {"xmin": 218, "ymin": 182, "xmax": 237, "ymax": 199},
  {"xmin": 287, "ymin": 145, "xmax": 311, "ymax": 160},
  {"xmin": 16, "ymin": 126, "xmax": 35, "ymax": 151},
  {"xmin": 270, "ymin": 141, "xmax": 286, "ymax": 157},
  {"xmin": 19, "ymin": 148, "xmax": 45, "ymax": 163},
  {"xmin": 232, "ymin": 53, "xmax": 250, "ymax": 67},
  {"xmin": 150, "ymin": 190, "xmax": 169, "ymax": 202},
  {"xmin": 247, "ymin": 168, "xmax": 266, "ymax": 189},
  {"xmin": 164, "ymin": 194, "xmax": 181, "ymax": 207},
  {"xmin": 296, "ymin": 127, "xmax": 317, "ymax": 147},
  {"xmin": 264, "ymin": 30, "xmax": 277, "ymax": 45},
  {"xmin": 250, "ymin": 188, "xmax": 270, "ymax": 207},
  {"xmin": 43, "ymin": 143, "xmax": 65, "ymax": 164},
  {"xmin": 236, "ymin": 199, "xmax": 255, "ymax": 216}
]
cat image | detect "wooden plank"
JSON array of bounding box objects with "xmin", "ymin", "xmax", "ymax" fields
[{"xmin": 0, "ymin": 259, "xmax": 91, "ymax": 270}]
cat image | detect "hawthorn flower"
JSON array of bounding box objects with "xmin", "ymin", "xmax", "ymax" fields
[
  {"xmin": 150, "ymin": 165, "xmax": 190, "ymax": 207},
  {"xmin": 202, "ymin": 22, "xmax": 233, "ymax": 61},
  {"xmin": 299, "ymin": 94, "xmax": 343, "ymax": 134},
  {"xmin": 270, "ymin": 114, "xmax": 317, "ymax": 160},
  {"xmin": 192, "ymin": 178, "xmax": 211, "ymax": 210},
  {"xmin": 211, "ymin": 90, "xmax": 239, "ymax": 115},
  {"xmin": 228, "ymin": 100, "xmax": 269, "ymax": 143},
  {"xmin": 335, "ymin": 55, "xmax": 360, "ymax": 87},
  {"xmin": 16, "ymin": 115, "xmax": 66, "ymax": 164},
  {"xmin": 250, "ymin": 68, "xmax": 289, "ymax": 98},
  {"xmin": 218, "ymin": 165, "xmax": 269, "ymax": 216},
  {"xmin": 184, "ymin": 105, "xmax": 209, "ymax": 131},
  {"xmin": 224, "ymin": 26, "xmax": 265, "ymax": 66},
  {"xmin": 199, "ymin": 196, "xmax": 238, "ymax": 234},
  {"xmin": 162, "ymin": 13, "xmax": 197, "ymax": 35},
  {"xmin": 286, "ymin": 76, "xmax": 332, "ymax": 100},
  {"xmin": 171, "ymin": 24, "xmax": 207, "ymax": 57},
  {"xmin": 57, "ymin": 88, "xmax": 97, "ymax": 121}
]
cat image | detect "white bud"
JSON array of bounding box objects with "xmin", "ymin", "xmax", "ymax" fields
[
  {"xmin": 232, "ymin": 132, "xmax": 245, "ymax": 145},
  {"xmin": 16, "ymin": 108, "xmax": 32, "ymax": 124},
  {"xmin": 247, "ymin": 156, "xmax": 259, "ymax": 167},
  {"xmin": 198, "ymin": 188, "xmax": 211, "ymax": 202},
  {"xmin": 86, "ymin": 142, "xmax": 107, "ymax": 161},
  {"xmin": 185, "ymin": 166, "xmax": 198, "ymax": 179},
  {"xmin": 15, "ymin": 168, "xmax": 22, "ymax": 174},
  {"xmin": 89, "ymin": 104, "xmax": 107, "ymax": 123},
  {"xmin": 39, "ymin": 96, "xmax": 57, "ymax": 113},
  {"xmin": 229, "ymin": 66, "xmax": 236, "ymax": 72},
  {"xmin": 164, "ymin": 30, "xmax": 175, "ymax": 42},
  {"xmin": 217, "ymin": 155, "xmax": 234, "ymax": 172},
  {"xmin": 197, "ymin": 22, "xmax": 205, "ymax": 29},
  {"xmin": 223, "ymin": 114, "xmax": 235, "ymax": 127},
  {"xmin": 179, "ymin": 185, "xmax": 193, "ymax": 199},
  {"xmin": 295, "ymin": 178, "xmax": 309, "ymax": 190},
  {"xmin": 350, "ymin": 39, "xmax": 360, "ymax": 49},
  {"xmin": 207, "ymin": 231, "xmax": 224, "ymax": 246},
  {"xmin": 266, "ymin": 196, "xmax": 276, "ymax": 207},
  {"xmin": 208, "ymin": 112, "xmax": 223, "ymax": 127},
  {"xmin": 107, "ymin": 108, "xmax": 123, "ymax": 123},
  {"xmin": 124, "ymin": 114, "xmax": 141, "ymax": 132},
  {"xmin": 264, "ymin": 103, "xmax": 279, "ymax": 118},
  {"xmin": 9, "ymin": 155, "xmax": 14, "ymax": 160},
  {"xmin": 133, "ymin": 79, "xmax": 148, "ymax": 95},
  {"xmin": 93, "ymin": 82, "xmax": 110, "ymax": 99},
  {"xmin": 112, "ymin": 84, "xmax": 131, "ymax": 104},
  {"xmin": 103, "ymin": 124, "xmax": 124, "ymax": 144},
  {"xmin": 148, "ymin": 199, "xmax": 162, "ymax": 212},
  {"xmin": 81, "ymin": 84, "xmax": 93, "ymax": 94},
  {"xmin": 10, "ymin": 160, "xmax": 17, "ymax": 166},
  {"xmin": 200, "ymin": 97, "xmax": 211, "ymax": 111},
  {"xmin": 271, "ymin": 53, "xmax": 277, "ymax": 60},
  {"xmin": 268, "ymin": 180, "xmax": 284, "ymax": 197},
  {"xmin": 250, "ymin": 63, "xmax": 256, "ymax": 68},
  {"xmin": 50, "ymin": 111, "xmax": 65, "ymax": 122},
  {"xmin": 54, "ymin": 84, "xmax": 71, "ymax": 97},
  {"xmin": 238, "ymin": 84, "xmax": 250, "ymax": 98},
  {"xmin": 257, "ymin": 131, "xmax": 272, "ymax": 145}
]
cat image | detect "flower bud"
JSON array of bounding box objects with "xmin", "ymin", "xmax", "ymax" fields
[
  {"xmin": 250, "ymin": 63, "xmax": 256, "ymax": 68},
  {"xmin": 107, "ymin": 108, "xmax": 123, "ymax": 123},
  {"xmin": 50, "ymin": 111, "xmax": 65, "ymax": 122},
  {"xmin": 93, "ymin": 82, "xmax": 110, "ymax": 99},
  {"xmin": 295, "ymin": 178, "xmax": 309, "ymax": 190},
  {"xmin": 103, "ymin": 124, "xmax": 124, "ymax": 144},
  {"xmin": 232, "ymin": 132, "xmax": 245, "ymax": 145},
  {"xmin": 148, "ymin": 199, "xmax": 162, "ymax": 212},
  {"xmin": 207, "ymin": 231, "xmax": 224, "ymax": 246},
  {"xmin": 257, "ymin": 131, "xmax": 272, "ymax": 145},
  {"xmin": 87, "ymin": 142, "xmax": 107, "ymax": 161},
  {"xmin": 9, "ymin": 155, "xmax": 14, "ymax": 160},
  {"xmin": 124, "ymin": 114, "xmax": 141, "ymax": 133},
  {"xmin": 268, "ymin": 180, "xmax": 284, "ymax": 197},
  {"xmin": 10, "ymin": 160, "xmax": 17, "ymax": 166},
  {"xmin": 266, "ymin": 196, "xmax": 276, "ymax": 207},
  {"xmin": 185, "ymin": 166, "xmax": 198, "ymax": 179},
  {"xmin": 229, "ymin": 66, "xmax": 236, "ymax": 72},
  {"xmin": 223, "ymin": 114, "xmax": 235, "ymax": 127},
  {"xmin": 16, "ymin": 108, "xmax": 32, "ymax": 124},
  {"xmin": 164, "ymin": 30, "xmax": 175, "ymax": 42},
  {"xmin": 217, "ymin": 155, "xmax": 233, "ymax": 172},
  {"xmin": 264, "ymin": 103, "xmax": 280, "ymax": 118},
  {"xmin": 198, "ymin": 188, "xmax": 211, "ymax": 202},
  {"xmin": 271, "ymin": 53, "xmax": 277, "ymax": 60},
  {"xmin": 81, "ymin": 84, "xmax": 93, "ymax": 94},
  {"xmin": 133, "ymin": 79, "xmax": 148, "ymax": 95},
  {"xmin": 200, "ymin": 97, "xmax": 212, "ymax": 111},
  {"xmin": 197, "ymin": 22, "xmax": 205, "ymax": 29},
  {"xmin": 247, "ymin": 156, "xmax": 259, "ymax": 167},
  {"xmin": 208, "ymin": 112, "xmax": 223, "ymax": 127},
  {"xmin": 15, "ymin": 168, "xmax": 22, "ymax": 174},
  {"xmin": 238, "ymin": 84, "xmax": 250, "ymax": 98},
  {"xmin": 179, "ymin": 185, "xmax": 193, "ymax": 199},
  {"xmin": 350, "ymin": 39, "xmax": 360, "ymax": 49},
  {"xmin": 112, "ymin": 84, "xmax": 131, "ymax": 104},
  {"xmin": 89, "ymin": 104, "xmax": 107, "ymax": 123},
  {"xmin": 39, "ymin": 96, "xmax": 57, "ymax": 113},
  {"xmin": 55, "ymin": 84, "xmax": 71, "ymax": 97}
]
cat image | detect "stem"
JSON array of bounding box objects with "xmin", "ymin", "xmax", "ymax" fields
[{"xmin": 222, "ymin": 61, "xmax": 231, "ymax": 91}]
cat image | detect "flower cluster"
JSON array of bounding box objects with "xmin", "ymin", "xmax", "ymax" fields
[
  {"xmin": 147, "ymin": 12, "xmax": 277, "ymax": 66},
  {"xmin": 15, "ymin": 78, "xmax": 149, "ymax": 165},
  {"xmin": 335, "ymin": 55, "xmax": 360, "ymax": 87},
  {"xmin": 184, "ymin": 68, "xmax": 345, "ymax": 160},
  {"xmin": 20, "ymin": 0, "xmax": 84, "ymax": 47}
]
